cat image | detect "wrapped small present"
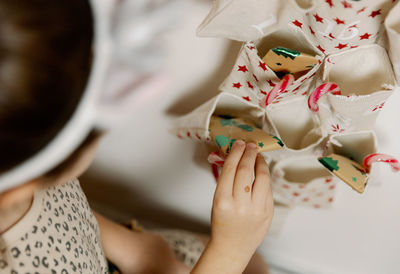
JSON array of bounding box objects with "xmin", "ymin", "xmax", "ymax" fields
[
  {"xmin": 319, "ymin": 132, "xmax": 399, "ymax": 193},
  {"xmin": 209, "ymin": 115, "xmax": 284, "ymax": 153},
  {"xmin": 262, "ymin": 47, "xmax": 318, "ymax": 74},
  {"xmin": 319, "ymin": 154, "xmax": 368, "ymax": 193}
]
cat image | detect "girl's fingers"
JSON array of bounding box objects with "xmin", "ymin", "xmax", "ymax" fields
[
  {"xmin": 216, "ymin": 140, "xmax": 246, "ymax": 197},
  {"xmin": 252, "ymin": 154, "xmax": 271, "ymax": 205},
  {"xmin": 233, "ymin": 143, "xmax": 258, "ymax": 200}
]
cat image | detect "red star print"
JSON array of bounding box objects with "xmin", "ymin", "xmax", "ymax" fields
[
  {"xmin": 247, "ymin": 81, "xmax": 254, "ymax": 89},
  {"xmin": 328, "ymin": 197, "xmax": 334, "ymax": 203},
  {"xmin": 238, "ymin": 65, "xmax": 248, "ymax": 73},
  {"xmin": 369, "ymin": 9, "xmax": 381, "ymax": 18},
  {"xmin": 195, "ymin": 133, "xmax": 202, "ymax": 140},
  {"xmin": 282, "ymin": 184, "xmax": 289, "ymax": 189},
  {"xmin": 292, "ymin": 20, "xmax": 303, "ymax": 28},
  {"xmin": 314, "ymin": 13, "xmax": 324, "ymax": 23},
  {"xmin": 303, "ymin": 197, "xmax": 310, "ymax": 202},
  {"xmin": 187, "ymin": 131, "xmax": 191, "ymax": 137},
  {"xmin": 334, "ymin": 18, "xmax": 345, "ymax": 25},
  {"xmin": 317, "ymin": 45, "xmax": 325, "ymax": 53},
  {"xmin": 357, "ymin": 7, "xmax": 366, "ymax": 14},
  {"xmin": 329, "ymin": 33, "xmax": 336, "ymax": 39},
  {"xmin": 267, "ymin": 80, "xmax": 276, "ymax": 87},
  {"xmin": 232, "ymin": 82, "xmax": 242, "ymax": 89},
  {"xmin": 242, "ymin": 96, "xmax": 251, "ymax": 102},
  {"xmin": 253, "ymin": 74, "xmax": 259, "ymax": 82},
  {"xmin": 350, "ymin": 45, "xmax": 359, "ymax": 49},
  {"xmin": 293, "ymin": 192, "xmax": 300, "ymax": 197},
  {"xmin": 260, "ymin": 89, "xmax": 267, "ymax": 95},
  {"xmin": 360, "ymin": 33, "xmax": 372, "ymax": 40},
  {"xmin": 314, "ymin": 204, "xmax": 321, "ymax": 209},
  {"xmin": 335, "ymin": 43, "xmax": 348, "ymax": 49},
  {"xmin": 331, "ymin": 124, "xmax": 345, "ymax": 133},
  {"xmin": 341, "ymin": 1, "xmax": 352, "ymax": 8},
  {"xmin": 309, "ymin": 26, "xmax": 315, "ymax": 35},
  {"xmin": 247, "ymin": 46, "xmax": 255, "ymax": 50},
  {"xmin": 329, "ymin": 185, "xmax": 335, "ymax": 190},
  {"xmin": 325, "ymin": 0, "xmax": 334, "ymax": 8},
  {"xmin": 259, "ymin": 61, "xmax": 268, "ymax": 71},
  {"xmin": 325, "ymin": 178, "xmax": 333, "ymax": 183}
]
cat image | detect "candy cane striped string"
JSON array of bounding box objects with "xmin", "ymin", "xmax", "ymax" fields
[
  {"xmin": 208, "ymin": 151, "xmax": 226, "ymax": 181},
  {"xmin": 308, "ymin": 82, "xmax": 341, "ymax": 112},
  {"xmin": 260, "ymin": 74, "xmax": 295, "ymax": 108},
  {"xmin": 363, "ymin": 153, "xmax": 400, "ymax": 174}
]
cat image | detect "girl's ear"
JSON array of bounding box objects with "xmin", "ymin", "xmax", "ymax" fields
[{"xmin": 0, "ymin": 179, "xmax": 42, "ymax": 208}]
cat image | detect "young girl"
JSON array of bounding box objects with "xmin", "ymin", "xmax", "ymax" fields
[{"xmin": 0, "ymin": 0, "xmax": 274, "ymax": 273}]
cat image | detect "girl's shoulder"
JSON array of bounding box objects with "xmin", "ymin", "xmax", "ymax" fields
[{"xmin": 0, "ymin": 178, "xmax": 108, "ymax": 273}]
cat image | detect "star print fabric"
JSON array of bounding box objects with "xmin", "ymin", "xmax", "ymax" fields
[{"xmin": 171, "ymin": 0, "xmax": 400, "ymax": 208}]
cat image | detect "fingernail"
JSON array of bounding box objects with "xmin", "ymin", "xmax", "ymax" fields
[
  {"xmin": 235, "ymin": 140, "xmax": 245, "ymax": 147},
  {"xmin": 248, "ymin": 143, "xmax": 257, "ymax": 149}
]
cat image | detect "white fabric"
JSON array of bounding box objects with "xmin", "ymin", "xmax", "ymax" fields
[
  {"xmin": 271, "ymin": 156, "xmax": 337, "ymax": 208},
  {"xmin": 172, "ymin": 0, "xmax": 400, "ymax": 207},
  {"xmin": 325, "ymin": 131, "xmax": 377, "ymax": 165},
  {"xmin": 197, "ymin": 0, "xmax": 315, "ymax": 41}
]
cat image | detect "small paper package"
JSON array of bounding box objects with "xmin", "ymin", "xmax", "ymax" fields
[
  {"xmin": 320, "ymin": 131, "xmax": 377, "ymax": 193},
  {"xmin": 209, "ymin": 116, "xmax": 283, "ymax": 154}
]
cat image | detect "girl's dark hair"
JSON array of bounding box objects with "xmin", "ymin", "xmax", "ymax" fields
[{"xmin": 0, "ymin": 0, "xmax": 94, "ymax": 172}]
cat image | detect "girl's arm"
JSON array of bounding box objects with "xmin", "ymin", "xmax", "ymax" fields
[
  {"xmin": 94, "ymin": 211, "xmax": 189, "ymax": 274},
  {"xmin": 192, "ymin": 141, "xmax": 274, "ymax": 274}
]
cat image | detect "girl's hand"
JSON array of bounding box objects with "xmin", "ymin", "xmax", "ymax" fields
[{"xmin": 193, "ymin": 141, "xmax": 274, "ymax": 274}]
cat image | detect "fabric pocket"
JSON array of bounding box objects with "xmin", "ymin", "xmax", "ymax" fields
[
  {"xmin": 320, "ymin": 45, "xmax": 396, "ymax": 132},
  {"xmin": 265, "ymin": 96, "xmax": 325, "ymax": 160},
  {"xmin": 170, "ymin": 92, "xmax": 266, "ymax": 143},
  {"xmin": 271, "ymin": 156, "xmax": 336, "ymax": 208},
  {"xmin": 325, "ymin": 131, "xmax": 377, "ymax": 165},
  {"xmin": 219, "ymin": 41, "xmax": 323, "ymax": 107},
  {"xmin": 320, "ymin": 131, "xmax": 377, "ymax": 193},
  {"xmin": 299, "ymin": 0, "xmax": 394, "ymax": 56}
]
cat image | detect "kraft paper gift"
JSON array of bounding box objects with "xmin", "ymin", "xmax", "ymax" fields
[
  {"xmin": 320, "ymin": 131, "xmax": 377, "ymax": 193},
  {"xmin": 209, "ymin": 116, "xmax": 283, "ymax": 154},
  {"xmin": 262, "ymin": 46, "xmax": 318, "ymax": 75}
]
